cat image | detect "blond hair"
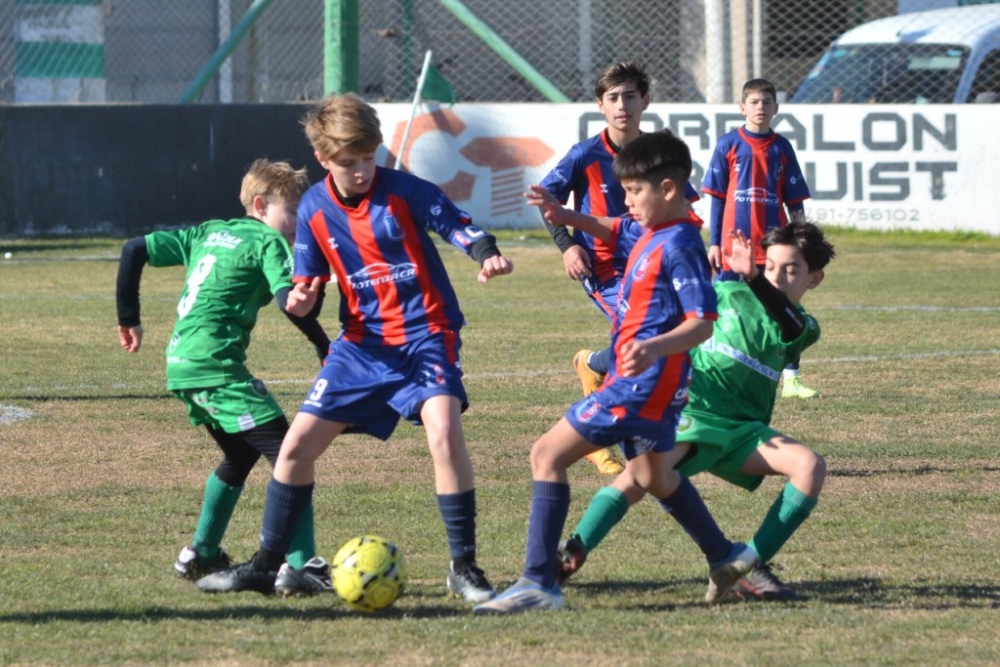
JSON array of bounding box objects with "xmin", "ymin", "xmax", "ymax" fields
[
  {"xmin": 239, "ymin": 159, "xmax": 310, "ymax": 211},
  {"xmin": 303, "ymin": 94, "xmax": 383, "ymax": 161}
]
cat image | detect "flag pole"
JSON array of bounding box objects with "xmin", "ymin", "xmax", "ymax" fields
[{"xmin": 395, "ymin": 49, "xmax": 434, "ymax": 170}]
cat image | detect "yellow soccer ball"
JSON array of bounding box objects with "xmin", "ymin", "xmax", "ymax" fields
[{"xmin": 331, "ymin": 535, "xmax": 407, "ymax": 612}]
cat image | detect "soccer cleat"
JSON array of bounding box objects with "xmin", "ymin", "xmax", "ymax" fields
[
  {"xmin": 174, "ymin": 545, "xmax": 231, "ymax": 581},
  {"xmin": 572, "ymin": 349, "xmax": 604, "ymax": 396},
  {"xmin": 781, "ymin": 375, "xmax": 819, "ymax": 399},
  {"xmin": 275, "ymin": 557, "xmax": 333, "ymax": 597},
  {"xmin": 733, "ymin": 563, "xmax": 800, "ymax": 601},
  {"xmin": 196, "ymin": 555, "xmax": 279, "ymax": 595},
  {"xmin": 447, "ymin": 560, "xmax": 497, "ymax": 603},
  {"xmin": 705, "ymin": 542, "xmax": 759, "ymax": 604},
  {"xmin": 472, "ymin": 577, "xmax": 564, "ymax": 615},
  {"xmin": 554, "ymin": 535, "xmax": 588, "ymax": 585},
  {"xmin": 584, "ymin": 447, "xmax": 625, "ymax": 475}
]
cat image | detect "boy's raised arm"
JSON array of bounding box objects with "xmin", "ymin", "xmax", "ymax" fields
[{"xmin": 525, "ymin": 184, "xmax": 617, "ymax": 243}]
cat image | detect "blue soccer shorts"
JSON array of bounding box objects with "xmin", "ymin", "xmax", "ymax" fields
[
  {"xmin": 298, "ymin": 332, "xmax": 468, "ymax": 440},
  {"xmin": 583, "ymin": 278, "xmax": 620, "ymax": 322},
  {"xmin": 564, "ymin": 378, "xmax": 682, "ymax": 460}
]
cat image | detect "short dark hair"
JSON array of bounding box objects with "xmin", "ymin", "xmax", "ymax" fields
[
  {"xmin": 612, "ymin": 129, "xmax": 691, "ymax": 188},
  {"xmin": 595, "ymin": 59, "xmax": 650, "ymax": 98},
  {"xmin": 742, "ymin": 78, "xmax": 777, "ymax": 102},
  {"xmin": 761, "ymin": 222, "xmax": 836, "ymax": 272}
]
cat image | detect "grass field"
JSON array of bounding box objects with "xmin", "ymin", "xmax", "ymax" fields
[{"xmin": 0, "ymin": 229, "xmax": 998, "ymax": 666}]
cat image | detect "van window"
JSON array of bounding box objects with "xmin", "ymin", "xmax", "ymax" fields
[
  {"xmin": 791, "ymin": 44, "xmax": 969, "ymax": 103},
  {"xmin": 970, "ymin": 49, "xmax": 1000, "ymax": 102}
]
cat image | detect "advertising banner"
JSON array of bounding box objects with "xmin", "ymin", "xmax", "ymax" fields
[{"xmin": 373, "ymin": 103, "xmax": 999, "ymax": 235}]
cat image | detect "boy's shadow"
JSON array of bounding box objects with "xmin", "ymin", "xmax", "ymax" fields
[
  {"xmin": 0, "ymin": 589, "xmax": 472, "ymax": 625},
  {"xmin": 566, "ymin": 577, "xmax": 1000, "ymax": 610}
]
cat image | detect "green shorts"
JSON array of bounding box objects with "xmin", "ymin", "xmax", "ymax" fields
[
  {"xmin": 172, "ymin": 379, "xmax": 284, "ymax": 433},
  {"xmin": 674, "ymin": 409, "xmax": 779, "ymax": 491}
]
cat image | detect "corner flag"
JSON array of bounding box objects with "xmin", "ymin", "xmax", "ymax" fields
[
  {"xmin": 421, "ymin": 63, "xmax": 455, "ymax": 107},
  {"xmin": 395, "ymin": 50, "xmax": 455, "ymax": 169}
]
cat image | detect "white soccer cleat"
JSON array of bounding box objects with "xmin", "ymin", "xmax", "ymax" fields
[{"xmin": 473, "ymin": 577, "xmax": 563, "ymax": 615}]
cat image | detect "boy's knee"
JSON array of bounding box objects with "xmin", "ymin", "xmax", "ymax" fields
[
  {"xmin": 791, "ymin": 450, "xmax": 827, "ymax": 494},
  {"xmin": 809, "ymin": 451, "xmax": 827, "ymax": 484},
  {"xmin": 528, "ymin": 440, "xmax": 564, "ymax": 478}
]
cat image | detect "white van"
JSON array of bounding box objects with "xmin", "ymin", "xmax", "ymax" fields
[{"xmin": 790, "ymin": 5, "xmax": 1000, "ymax": 103}]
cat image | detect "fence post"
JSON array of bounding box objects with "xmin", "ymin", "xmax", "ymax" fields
[
  {"xmin": 325, "ymin": 0, "xmax": 360, "ymax": 94},
  {"xmin": 178, "ymin": 0, "xmax": 276, "ymax": 103}
]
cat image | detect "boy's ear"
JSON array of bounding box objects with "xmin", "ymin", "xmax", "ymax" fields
[
  {"xmin": 659, "ymin": 177, "xmax": 678, "ymax": 200},
  {"xmin": 252, "ymin": 194, "xmax": 269, "ymax": 218},
  {"xmin": 807, "ymin": 269, "xmax": 825, "ymax": 290},
  {"xmin": 641, "ymin": 92, "xmax": 650, "ymax": 110}
]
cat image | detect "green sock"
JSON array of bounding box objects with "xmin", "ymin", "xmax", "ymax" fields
[
  {"xmin": 573, "ymin": 486, "xmax": 630, "ymax": 554},
  {"xmin": 748, "ymin": 482, "xmax": 817, "ymax": 563},
  {"xmin": 285, "ymin": 503, "xmax": 316, "ymax": 569},
  {"xmin": 192, "ymin": 472, "xmax": 242, "ymax": 560}
]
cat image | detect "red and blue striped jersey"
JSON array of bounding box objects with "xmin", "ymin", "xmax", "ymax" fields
[
  {"xmin": 608, "ymin": 219, "xmax": 717, "ymax": 421},
  {"xmin": 540, "ymin": 128, "xmax": 701, "ymax": 299},
  {"xmin": 293, "ymin": 167, "xmax": 484, "ymax": 346},
  {"xmin": 702, "ymin": 127, "xmax": 810, "ymax": 267}
]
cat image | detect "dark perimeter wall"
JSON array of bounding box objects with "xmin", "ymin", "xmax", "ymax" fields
[{"xmin": 0, "ymin": 104, "xmax": 328, "ymax": 237}]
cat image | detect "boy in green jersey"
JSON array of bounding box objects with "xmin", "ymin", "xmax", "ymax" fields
[
  {"xmin": 115, "ymin": 159, "xmax": 333, "ymax": 595},
  {"xmin": 557, "ymin": 221, "xmax": 835, "ymax": 601}
]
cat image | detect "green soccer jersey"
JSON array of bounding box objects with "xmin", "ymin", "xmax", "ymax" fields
[
  {"xmin": 686, "ymin": 280, "xmax": 820, "ymax": 425},
  {"xmin": 145, "ymin": 218, "xmax": 294, "ymax": 391}
]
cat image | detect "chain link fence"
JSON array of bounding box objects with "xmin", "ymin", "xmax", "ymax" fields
[{"xmin": 1, "ymin": 0, "xmax": 997, "ymax": 105}]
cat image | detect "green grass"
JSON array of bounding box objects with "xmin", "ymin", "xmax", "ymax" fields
[{"xmin": 1, "ymin": 229, "xmax": 999, "ymax": 666}]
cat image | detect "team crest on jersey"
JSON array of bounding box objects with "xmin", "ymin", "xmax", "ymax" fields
[
  {"xmin": 676, "ymin": 415, "xmax": 694, "ymax": 433},
  {"xmin": 250, "ymin": 380, "xmax": 269, "ymax": 397},
  {"xmin": 383, "ymin": 213, "xmax": 405, "ymax": 241},
  {"xmin": 576, "ymin": 398, "xmax": 602, "ymax": 423},
  {"xmin": 631, "ymin": 253, "xmax": 650, "ymax": 281}
]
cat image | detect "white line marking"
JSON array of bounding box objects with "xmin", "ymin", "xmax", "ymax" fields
[
  {"xmin": 0, "ymin": 405, "xmax": 33, "ymax": 424},
  {"xmin": 6, "ymin": 348, "xmax": 1000, "ymax": 396}
]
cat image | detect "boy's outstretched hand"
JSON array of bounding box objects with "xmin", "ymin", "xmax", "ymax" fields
[
  {"xmin": 287, "ymin": 277, "xmax": 322, "ymax": 316},
  {"xmin": 723, "ymin": 230, "xmax": 757, "ymax": 280},
  {"xmin": 478, "ymin": 255, "xmax": 514, "ymax": 284},
  {"xmin": 524, "ymin": 185, "xmax": 573, "ymax": 227}
]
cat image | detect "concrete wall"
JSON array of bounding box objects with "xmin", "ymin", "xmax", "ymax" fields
[{"xmin": 0, "ymin": 104, "xmax": 323, "ymax": 237}]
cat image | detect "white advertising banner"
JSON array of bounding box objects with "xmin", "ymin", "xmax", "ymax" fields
[{"xmin": 372, "ymin": 103, "xmax": 999, "ymax": 235}]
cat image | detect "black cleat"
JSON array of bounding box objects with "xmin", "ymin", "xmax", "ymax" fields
[{"xmin": 196, "ymin": 556, "xmax": 278, "ymax": 595}]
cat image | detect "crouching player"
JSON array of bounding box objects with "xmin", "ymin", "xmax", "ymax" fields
[
  {"xmin": 558, "ymin": 222, "xmax": 835, "ymax": 601},
  {"xmin": 473, "ymin": 131, "xmax": 758, "ymax": 614}
]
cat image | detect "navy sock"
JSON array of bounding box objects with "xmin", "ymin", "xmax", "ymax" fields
[
  {"xmin": 589, "ymin": 347, "xmax": 612, "ymax": 375},
  {"xmin": 437, "ymin": 489, "xmax": 477, "ymax": 562},
  {"xmin": 259, "ymin": 477, "xmax": 314, "ymax": 569},
  {"xmin": 656, "ymin": 477, "xmax": 731, "ymax": 564},
  {"xmin": 523, "ymin": 481, "xmax": 570, "ymax": 589}
]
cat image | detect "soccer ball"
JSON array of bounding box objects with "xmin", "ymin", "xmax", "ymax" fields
[{"xmin": 331, "ymin": 535, "xmax": 407, "ymax": 612}]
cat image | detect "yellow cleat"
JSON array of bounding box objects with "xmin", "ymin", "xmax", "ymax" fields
[
  {"xmin": 781, "ymin": 375, "xmax": 819, "ymax": 399},
  {"xmin": 572, "ymin": 349, "xmax": 604, "ymax": 396},
  {"xmin": 585, "ymin": 447, "xmax": 625, "ymax": 476}
]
